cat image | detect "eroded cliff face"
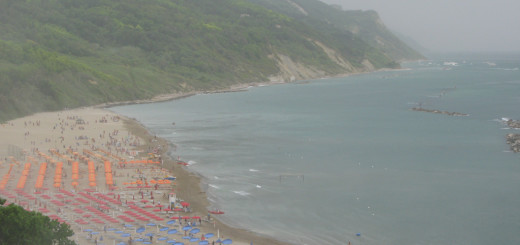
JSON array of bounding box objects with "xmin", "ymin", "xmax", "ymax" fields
[{"xmin": 267, "ymin": 40, "xmax": 376, "ymax": 83}]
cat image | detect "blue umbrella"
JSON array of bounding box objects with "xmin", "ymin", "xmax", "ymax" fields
[
  {"xmin": 167, "ymin": 240, "xmax": 176, "ymax": 244},
  {"xmin": 182, "ymin": 236, "xmax": 191, "ymax": 240},
  {"xmin": 167, "ymin": 220, "xmax": 176, "ymax": 225},
  {"xmin": 157, "ymin": 237, "xmax": 168, "ymax": 241},
  {"xmin": 83, "ymin": 229, "xmax": 93, "ymax": 232},
  {"xmin": 91, "ymin": 231, "xmax": 100, "ymax": 235},
  {"xmin": 174, "ymin": 243, "xmax": 184, "ymax": 245},
  {"xmin": 136, "ymin": 227, "xmax": 145, "ymax": 233},
  {"xmin": 107, "ymin": 227, "xmax": 116, "ymax": 231},
  {"xmin": 190, "ymin": 228, "xmax": 200, "ymax": 234},
  {"xmin": 160, "ymin": 227, "xmax": 169, "ymax": 231},
  {"xmin": 143, "ymin": 242, "xmax": 152, "ymax": 245},
  {"xmin": 190, "ymin": 238, "xmax": 199, "ymax": 242},
  {"xmin": 182, "ymin": 226, "xmax": 191, "ymax": 231},
  {"xmin": 147, "ymin": 223, "xmax": 156, "ymax": 226},
  {"xmin": 115, "ymin": 230, "xmax": 124, "ymax": 234},
  {"xmin": 167, "ymin": 229, "xmax": 178, "ymax": 234},
  {"xmin": 135, "ymin": 238, "xmax": 144, "ymax": 242},
  {"xmin": 121, "ymin": 233, "xmax": 131, "ymax": 237},
  {"xmin": 145, "ymin": 233, "xmax": 154, "ymax": 237},
  {"xmin": 222, "ymin": 239, "xmax": 233, "ymax": 244},
  {"xmin": 199, "ymin": 241, "xmax": 209, "ymax": 245},
  {"xmin": 204, "ymin": 233, "xmax": 214, "ymax": 238},
  {"xmin": 117, "ymin": 242, "xmax": 127, "ymax": 245},
  {"xmin": 124, "ymin": 224, "xmax": 133, "ymax": 228}
]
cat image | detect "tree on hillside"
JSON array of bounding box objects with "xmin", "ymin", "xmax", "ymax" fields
[{"xmin": 0, "ymin": 198, "xmax": 76, "ymax": 245}]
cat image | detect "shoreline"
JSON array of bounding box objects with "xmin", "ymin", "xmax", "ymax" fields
[
  {"xmin": 1, "ymin": 67, "xmax": 404, "ymax": 244},
  {"xmin": 121, "ymin": 116, "xmax": 293, "ymax": 245}
]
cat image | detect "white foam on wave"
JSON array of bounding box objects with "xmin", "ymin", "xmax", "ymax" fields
[
  {"xmin": 249, "ymin": 169, "xmax": 260, "ymax": 172},
  {"xmin": 187, "ymin": 160, "xmax": 197, "ymax": 165},
  {"xmin": 209, "ymin": 184, "xmax": 220, "ymax": 189},
  {"xmin": 233, "ymin": 191, "xmax": 251, "ymax": 196}
]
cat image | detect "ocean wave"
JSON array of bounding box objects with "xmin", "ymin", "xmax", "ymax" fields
[
  {"xmin": 249, "ymin": 168, "xmax": 260, "ymax": 172},
  {"xmin": 233, "ymin": 190, "xmax": 251, "ymax": 196},
  {"xmin": 209, "ymin": 184, "xmax": 220, "ymax": 189},
  {"xmin": 187, "ymin": 160, "xmax": 197, "ymax": 165}
]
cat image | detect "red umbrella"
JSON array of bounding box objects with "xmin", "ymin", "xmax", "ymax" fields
[
  {"xmin": 140, "ymin": 200, "xmax": 149, "ymax": 203},
  {"xmin": 170, "ymin": 216, "xmax": 180, "ymax": 220},
  {"xmin": 180, "ymin": 202, "xmax": 190, "ymax": 207},
  {"xmin": 173, "ymin": 208, "xmax": 183, "ymax": 212},
  {"xmin": 192, "ymin": 216, "xmax": 201, "ymax": 219},
  {"xmin": 163, "ymin": 208, "xmax": 172, "ymax": 212},
  {"xmin": 181, "ymin": 216, "xmax": 190, "ymax": 220}
]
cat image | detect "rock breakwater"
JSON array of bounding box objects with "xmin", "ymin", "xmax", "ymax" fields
[
  {"xmin": 505, "ymin": 119, "xmax": 520, "ymax": 152},
  {"xmin": 411, "ymin": 107, "xmax": 469, "ymax": 116}
]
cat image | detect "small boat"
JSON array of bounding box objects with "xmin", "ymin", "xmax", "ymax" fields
[{"xmin": 209, "ymin": 210, "xmax": 224, "ymax": 215}]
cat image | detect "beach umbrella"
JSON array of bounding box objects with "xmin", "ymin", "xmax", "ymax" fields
[
  {"xmin": 199, "ymin": 241, "xmax": 209, "ymax": 245},
  {"xmin": 204, "ymin": 233, "xmax": 214, "ymax": 238},
  {"xmin": 174, "ymin": 243, "xmax": 184, "ymax": 245},
  {"xmin": 222, "ymin": 239, "xmax": 233, "ymax": 244},
  {"xmin": 167, "ymin": 229, "xmax": 178, "ymax": 234},
  {"xmin": 160, "ymin": 227, "xmax": 169, "ymax": 231},
  {"xmin": 182, "ymin": 236, "xmax": 191, "ymax": 240},
  {"xmin": 157, "ymin": 237, "xmax": 168, "ymax": 241},
  {"xmin": 191, "ymin": 216, "xmax": 200, "ymax": 219},
  {"xmin": 146, "ymin": 233, "xmax": 154, "ymax": 237},
  {"xmin": 114, "ymin": 231, "xmax": 124, "ymax": 234},
  {"xmin": 136, "ymin": 227, "xmax": 145, "ymax": 233},
  {"xmin": 83, "ymin": 229, "xmax": 93, "ymax": 232},
  {"xmin": 182, "ymin": 226, "xmax": 191, "ymax": 231},
  {"xmin": 143, "ymin": 242, "xmax": 152, "ymax": 245},
  {"xmin": 190, "ymin": 238, "xmax": 199, "ymax": 242},
  {"xmin": 135, "ymin": 238, "xmax": 144, "ymax": 242},
  {"xmin": 91, "ymin": 232, "xmax": 100, "ymax": 235},
  {"xmin": 124, "ymin": 224, "xmax": 133, "ymax": 228},
  {"xmin": 117, "ymin": 242, "xmax": 126, "ymax": 245},
  {"xmin": 167, "ymin": 220, "xmax": 176, "ymax": 225},
  {"xmin": 121, "ymin": 233, "xmax": 131, "ymax": 237},
  {"xmin": 147, "ymin": 223, "xmax": 156, "ymax": 226},
  {"xmin": 190, "ymin": 228, "xmax": 200, "ymax": 234},
  {"xmin": 167, "ymin": 240, "xmax": 177, "ymax": 244}
]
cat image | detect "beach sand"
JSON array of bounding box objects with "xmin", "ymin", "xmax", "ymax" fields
[{"xmin": 0, "ymin": 107, "xmax": 292, "ymax": 245}]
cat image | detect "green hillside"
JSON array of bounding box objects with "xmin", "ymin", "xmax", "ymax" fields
[
  {"xmin": 0, "ymin": 0, "xmax": 419, "ymax": 122},
  {"xmin": 248, "ymin": 0, "xmax": 424, "ymax": 61}
]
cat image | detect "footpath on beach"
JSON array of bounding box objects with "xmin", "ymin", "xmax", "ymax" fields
[{"xmin": 0, "ymin": 108, "xmax": 240, "ymax": 245}]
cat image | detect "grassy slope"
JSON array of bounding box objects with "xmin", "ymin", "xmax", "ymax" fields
[{"xmin": 0, "ymin": 0, "xmax": 408, "ymax": 122}]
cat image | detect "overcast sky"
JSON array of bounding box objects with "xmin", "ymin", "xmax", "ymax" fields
[{"xmin": 320, "ymin": 0, "xmax": 520, "ymax": 53}]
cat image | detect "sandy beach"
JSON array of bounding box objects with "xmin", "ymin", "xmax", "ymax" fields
[{"xmin": 0, "ymin": 107, "xmax": 291, "ymax": 245}]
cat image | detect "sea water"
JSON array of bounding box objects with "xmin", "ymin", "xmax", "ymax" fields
[{"xmin": 111, "ymin": 53, "xmax": 520, "ymax": 245}]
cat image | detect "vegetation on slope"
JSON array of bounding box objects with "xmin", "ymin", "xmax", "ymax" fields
[
  {"xmin": 248, "ymin": 0, "xmax": 424, "ymax": 61},
  {"xmin": 0, "ymin": 198, "xmax": 76, "ymax": 245},
  {"xmin": 0, "ymin": 0, "xmax": 415, "ymax": 122}
]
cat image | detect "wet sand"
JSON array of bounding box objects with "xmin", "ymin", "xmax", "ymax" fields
[{"xmin": 0, "ymin": 107, "xmax": 292, "ymax": 245}]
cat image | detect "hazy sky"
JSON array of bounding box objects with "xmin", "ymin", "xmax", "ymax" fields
[{"xmin": 320, "ymin": 0, "xmax": 520, "ymax": 53}]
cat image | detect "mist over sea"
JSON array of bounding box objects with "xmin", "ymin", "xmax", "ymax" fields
[{"xmin": 111, "ymin": 54, "xmax": 520, "ymax": 245}]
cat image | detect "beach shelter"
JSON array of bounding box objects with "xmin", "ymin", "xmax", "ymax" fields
[{"xmin": 222, "ymin": 239, "xmax": 233, "ymax": 244}]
